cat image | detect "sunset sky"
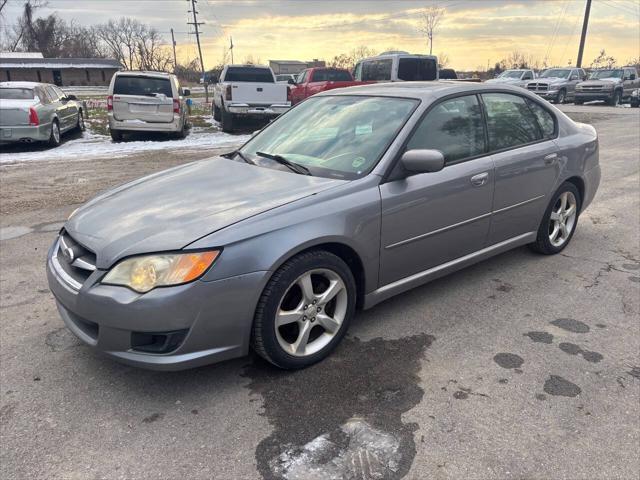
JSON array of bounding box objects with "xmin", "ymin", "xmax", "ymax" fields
[{"xmin": 3, "ymin": 0, "xmax": 639, "ymax": 70}]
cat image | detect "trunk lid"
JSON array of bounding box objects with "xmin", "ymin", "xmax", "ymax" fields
[{"xmin": 0, "ymin": 99, "xmax": 38, "ymax": 126}]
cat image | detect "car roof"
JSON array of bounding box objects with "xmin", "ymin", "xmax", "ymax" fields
[
  {"xmin": 0, "ymin": 81, "xmax": 49, "ymax": 88},
  {"xmin": 115, "ymin": 71, "xmax": 174, "ymax": 78},
  {"xmin": 316, "ymin": 80, "xmax": 531, "ymax": 100}
]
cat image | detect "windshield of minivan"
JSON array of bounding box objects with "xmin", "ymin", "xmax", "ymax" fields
[
  {"xmin": 114, "ymin": 76, "xmax": 173, "ymax": 97},
  {"xmin": 0, "ymin": 88, "xmax": 34, "ymax": 99},
  {"xmin": 590, "ymin": 69, "xmax": 624, "ymax": 79},
  {"xmin": 541, "ymin": 69, "xmax": 570, "ymax": 79},
  {"xmin": 238, "ymin": 96, "xmax": 418, "ymax": 179},
  {"xmin": 225, "ymin": 67, "xmax": 274, "ymax": 82}
]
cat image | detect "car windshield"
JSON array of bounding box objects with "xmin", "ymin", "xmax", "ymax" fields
[
  {"xmin": 541, "ymin": 69, "xmax": 570, "ymax": 79},
  {"xmin": 590, "ymin": 69, "xmax": 624, "ymax": 79},
  {"xmin": 238, "ymin": 95, "xmax": 418, "ymax": 180},
  {"xmin": 0, "ymin": 88, "xmax": 35, "ymax": 99},
  {"xmin": 499, "ymin": 71, "xmax": 523, "ymax": 79},
  {"xmin": 225, "ymin": 67, "xmax": 274, "ymax": 82},
  {"xmin": 114, "ymin": 76, "xmax": 173, "ymax": 97}
]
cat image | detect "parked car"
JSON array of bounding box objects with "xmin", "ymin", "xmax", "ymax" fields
[
  {"xmin": 0, "ymin": 81, "xmax": 85, "ymax": 147},
  {"xmin": 276, "ymin": 74, "xmax": 298, "ymax": 83},
  {"xmin": 631, "ymin": 88, "xmax": 639, "ymax": 107},
  {"xmin": 486, "ymin": 69, "xmax": 536, "ymax": 87},
  {"xmin": 353, "ymin": 51, "xmax": 438, "ymax": 82},
  {"xmin": 288, "ymin": 67, "xmax": 370, "ymax": 105},
  {"xmin": 575, "ymin": 67, "xmax": 640, "ymax": 106},
  {"xmin": 107, "ymin": 71, "xmax": 190, "ymax": 141},
  {"xmin": 438, "ymin": 68, "xmax": 458, "ymax": 80},
  {"xmin": 47, "ymin": 82, "xmax": 600, "ymax": 371},
  {"xmin": 526, "ymin": 67, "xmax": 587, "ymax": 103},
  {"xmin": 212, "ymin": 64, "xmax": 291, "ymax": 132}
]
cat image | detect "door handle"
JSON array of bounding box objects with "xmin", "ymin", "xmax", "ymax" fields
[
  {"xmin": 470, "ymin": 172, "xmax": 489, "ymax": 186},
  {"xmin": 544, "ymin": 153, "xmax": 558, "ymax": 164}
]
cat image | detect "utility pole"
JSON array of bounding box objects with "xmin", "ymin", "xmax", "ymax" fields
[
  {"xmin": 170, "ymin": 28, "xmax": 177, "ymax": 73},
  {"xmin": 187, "ymin": 0, "xmax": 208, "ymax": 102},
  {"xmin": 576, "ymin": 0, "xmax": 592, "ymax": 68},
  {"xmin": 229, "ymin": 36, "xmax": 234, "ymax": 64}
]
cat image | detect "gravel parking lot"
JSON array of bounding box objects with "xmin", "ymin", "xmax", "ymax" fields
[{"xmin": 1, "ymin": 105, "xmax": 638, "ymax": 480}]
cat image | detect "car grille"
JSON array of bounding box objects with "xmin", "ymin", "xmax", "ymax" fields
[
  {"xmin": 580, "ymin": 85, "xmax": 603, "ymax": 92},
  {"xmin": 52, "ymin": 230, "xmax": 96, "ymax": 290},
  {"xmin": 527, "ymin": 83, "xmax": 549, "ymax": 92}
]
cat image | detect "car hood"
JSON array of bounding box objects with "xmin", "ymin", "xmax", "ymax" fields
[
  {"xmin": 65, "ymin": 157, "xmax": 345, "ymax": 268},
  {"xmin": 538, "ymin": 77, "xmax": 567, "ymax": 84}
]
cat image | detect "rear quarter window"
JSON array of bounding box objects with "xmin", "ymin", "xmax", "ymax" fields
[
  {"xmin": 224, "ymin": 67, "xmax": 274, "ymax": 82},
  {"xmin": 114, "ymin": 76, "xmax": 173, "ymax": 97}
]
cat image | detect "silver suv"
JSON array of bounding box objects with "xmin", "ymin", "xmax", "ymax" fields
[
  {"xmin": 526, "ymin": 68, "xmax": 587, "ymax": 104},
  {"xmin": 107, "ymin": 71, "xmax": 190, "ymax": 141}
]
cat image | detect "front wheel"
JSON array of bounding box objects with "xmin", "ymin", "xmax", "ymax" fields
[
  {"xmin": 631, "ymin": 98, "xmax": 640, "ymax": 108},
  {"xmin": 555, "ymin": 89, "xmax": 566, "ymax": 104},
  {"xmin": 529, "ymin": 182, "xmax": 581, "ymax": 255},
  {"xmin": 252, "ymin": 250, "xmax": 357, "ymax": 369},
  {"xmin": 608, "ymin": 90, "xmax": 621, "ymax": 106}
]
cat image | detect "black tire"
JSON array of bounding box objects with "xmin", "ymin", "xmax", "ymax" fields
[
  {"xmin": 47, "ymin": 120, "xmax": 61, "ymax": 148},
  {"xmin": 110, "ymin": 129, "xmax": 123, "ymax": 142},
  {"xmin": 529, "ymin": 182, "xmax": 581, "ymax": 255},
  {"xmin": 608, "ymin": 90, "xmax": 621, "ymax": 106},
  {"xmin": 74, "ymin": 110, "xmax": 86, "ymax": 133},
  {"xmin": 213, "ymin": 103, "xmax": 221, "ymax": 121},
  {"xmin": 221, "ymin": 105, "xmax": 234, "ymax": 133},
  {"xmin": 555, "ymin": 89, "xmax": 566, "ymax": 104},
  {"xmin": 631, "ymin": 98, "xmax": 640, "ymax": 108},
  {"xmin": 574, "ymin": 99, "xmax": 583, "ymax": 105},
  {"xmin": 251, "ymin": 250, "xmax": 357, "ymax": 369},
  {"xmin": 174, "ymin": 118, "xmax": 187, "ymax": 139}
]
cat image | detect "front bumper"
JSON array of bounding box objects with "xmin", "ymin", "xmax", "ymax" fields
[
  {"xmin": 532, "ymin": 90, "xmax": 560, "ymax": 100},
  {"xmin": 575, "ymin": 92, "xmax": 614, "ymax": 102},
  {"xmin": 226, "ymin": 103, "xmax": 290, "ymax": 116},
  {"xmin": 108, "ymin": 113, "xmax": 183, "ymax": 133},
  {"xmin": 0, "ymin": 122, "xmax": 52, "ymax": 143},
  {"xmin": 46, "ymin": 240, "xmax": 270, "ymax": 370}
]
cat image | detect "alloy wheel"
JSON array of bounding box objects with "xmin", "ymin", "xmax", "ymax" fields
[
  {"xmin": 53, "ymin": 122, "xmax": 60, "ymax": 143},
  {"xmin": 78, "ymin": 112, "xmax": 85, "ymax": 131},
  {"xmin": 548, "ymin": 191, "xmax": 577, "ymax": 247},
  {"xmin": 275, "ymin": 268, "xmax": 348, "ymax": 357}
]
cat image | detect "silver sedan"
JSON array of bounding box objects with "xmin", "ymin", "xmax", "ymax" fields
[
  {"xmin": 0, "ymin": 81, "xmax": 85, "ymax": 147},
  {"xmin": 46, "ymin": 82, "xmax": 601, "ymax": 370}
]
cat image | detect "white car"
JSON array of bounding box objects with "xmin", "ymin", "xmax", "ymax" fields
[
  {"xmin": 107, "ymin": 71, "xmax": 190, "ymax": 141},
  {"xmin": 212, "ymin": 65, "xmax": 291, "ymax": 132},
  {"xmin": 353, "ymin": 51, "xmax": 438, "ymax": 82},
  {"xmin": 486, "ymin": 69, "xmax": 536, "ymax": 88}
]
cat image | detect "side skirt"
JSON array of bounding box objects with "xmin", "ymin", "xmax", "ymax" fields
[{"xmin": 363, "ymin": 232, "xmax": 536, "ymax": 309}]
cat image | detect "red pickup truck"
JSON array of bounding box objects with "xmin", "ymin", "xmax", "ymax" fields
[{"xmin": 288, "ymin": 68, "xmax": 368, "ymax": 105}]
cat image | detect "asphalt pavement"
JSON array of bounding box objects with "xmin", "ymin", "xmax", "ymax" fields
[{"xmin": 0, "ymin": 105, "xmax": 638, "ymax": 480}]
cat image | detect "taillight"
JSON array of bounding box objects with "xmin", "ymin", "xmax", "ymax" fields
[
  {"xmin": 107, "ymin": 95, "xmax": 113, "ymax": 111},
  {"xmin": 173, "ymin": 99, "xmax": 180, "ymax": 114},
  {"xmin": 28, "ymin": 107, "xmax": 39, "ymax": 126},
  {"xmin": 225, "ymin": 85, "xmax": 232, "ymax": 101},
  {"xmin": 287, "ymin": 86, "xmax": 291, "ymax": 103}
]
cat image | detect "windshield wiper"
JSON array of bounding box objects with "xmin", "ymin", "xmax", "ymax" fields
[
  {"xmin": 225, "ymin": 149, "xmax": 255, "ymax": 165},
  {"xmin": 256, "ymin": 151, "xmax": 311, "ymax": 176}
]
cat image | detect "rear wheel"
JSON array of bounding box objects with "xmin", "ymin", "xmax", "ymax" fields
[
  {"xmin": 221, "ymin": 106, "xmax": 234, "ymax": 133},
  {"xmin": 213, "ymin": 103, "xmax": 221, "ymax": 121},
  {"xmin": 631, "ymin": 97, "xmax": 640, "ymax": 108},
  {"xmin": 47, "ymin": 120, "xmax": 61, "ymax": 148},
  {"xmin": 529, "ymin": 182, "xmax": 581, "ymax": 255},
  {"xmin": 574, "ymin": 99, "xmax": 584, "ymax": 105},
  {"xmin": 252, "ymin": 250, "xmax": 356, "ymax": 369},
  {"xmin": 110, "ymin": 129, "xmax": 123, "ymax": 142},
  {"xmin": 74, "ymin": 110, "xmax": 86, "ymax": 132},
  {"xmin": 174, "ymin": 118, "xmax": 187, "ymax": 139}
]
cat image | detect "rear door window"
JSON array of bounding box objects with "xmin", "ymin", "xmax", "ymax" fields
[
  {"xmin": 482, "ymin": 93, "xmax": 542, "ymax": 151},
  {"xmin": 114, "ymin": 76, "xmax": 173, "ymax": 97},
  {"xmin": 312, "ymin": 70, "xmax": 352, "ymax": 82},
  {"xmin": 224, "ymin": 67, "xmax": 274, "ymax": 82},
  {"xmin": 46, "ymin": 86, "xmax": 60, "ymax": 101},
  {"xmin": 397, "ymin": 57, "xmax": 438, "ymax": 81},
  {"xmin": 361, "ymin": 59, "xmax": 392, "ymax": 81},
  {"xmin": 407, "ymin": 94, "xmax": 485, "ymax": 164}
]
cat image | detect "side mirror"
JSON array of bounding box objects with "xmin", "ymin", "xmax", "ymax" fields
[
  {"xmin": 287, "ymin": 78, "xmax": 296, "ymax": 85},
  {"xmin": 183, "ymin": 88, "xmax": 191, "ymax": 96},
  {"xmin": 66, "ymin": 94, "xmax": 77, "ymax": 101},
  {"xmin": 400, "ymin": 149, "xmax": 445, "ymax": 175},
  {"xmin": 630, "ymin": 74, "xmax": 636, "ymax": 81}
]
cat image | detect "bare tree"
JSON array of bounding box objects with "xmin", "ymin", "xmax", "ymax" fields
[
  {"xmin": 136, "ymin": 27, "xmax": 172, "ymax": 71},
  {"xmin": 96, "ymin": 18, "xmax": 143, "ymax": 70},
  {"xmin": 418, "ymin": 5, "xmax": 445, "ymax": 55},
  {"xmin": 591, "ymin": 49, "xmax": 617, "ymax": 69},
  {"xmin": 437, "ymin": 52, "xmax": 450, "ymax": 68}
]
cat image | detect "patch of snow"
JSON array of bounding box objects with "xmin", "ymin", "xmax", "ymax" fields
[
  {"xmin": 0, "ymin": 130, "xmax": 248, "ymax": 165},
  {"xmin": 270, "ymin": 418, "xmax": 401, "ymax": 480}
]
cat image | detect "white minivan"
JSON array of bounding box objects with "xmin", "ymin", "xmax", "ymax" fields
[
  {"xmin": 353, "ymin": 52, "xmax": 439, "ymax": 82},
  {"xmin": 107, "ymin": 71, "xmax": 190, "ymax": 141}
]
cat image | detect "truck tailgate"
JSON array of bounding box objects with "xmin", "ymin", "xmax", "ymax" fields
[{"xmin": 229, "ymin": 83, "xmax": 287, "ymax": 105}]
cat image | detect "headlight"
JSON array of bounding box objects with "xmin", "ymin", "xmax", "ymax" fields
[
  {"xmin": 603, "ymin": 83, "xmax": 614, "ymax": 90},
  {"xmin": 576, "ymin": 85, "xmax": 583, "ymax": 91},
  {"xmin": 632, "ymin": 90, "xmax": 639, "ymax": 97},
  {"xmin": 103, "ymin": 250, "xmax": 220, "ymax": 292}
]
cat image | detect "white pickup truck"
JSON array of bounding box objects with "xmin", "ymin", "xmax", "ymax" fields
[{"xmin": 212, "ymin": 65, "xmax": 291, "ymax": 132}]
